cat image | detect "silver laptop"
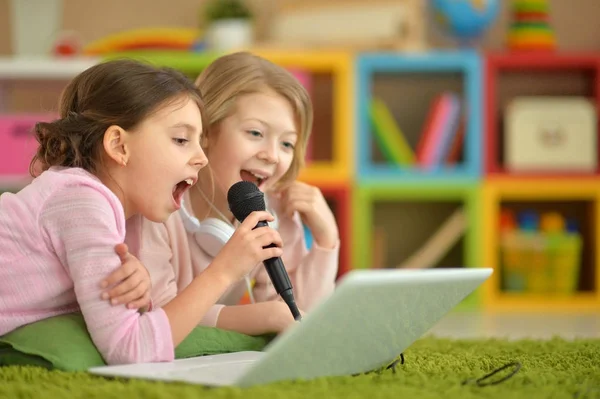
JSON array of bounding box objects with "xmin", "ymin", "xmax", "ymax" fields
[{"xmin": 89, "ymin": 267, "xmax": 492, "ymax": 387}]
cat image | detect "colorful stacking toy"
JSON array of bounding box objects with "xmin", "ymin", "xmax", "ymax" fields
[{"xmin": 507, "ymin": 0, "xmax": 556, "ymax": 51}]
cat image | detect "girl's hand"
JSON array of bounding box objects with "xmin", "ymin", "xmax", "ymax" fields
[
  {"xmin": 100, "ymin": 243, "xmax": 152, "ymax": 310},
  {"xmin": 211, "ymin": 211, "xmax": 284, "ymax": 283},
  {"xmin": 277, "ymin": 181, "xmax": 339, "ymax": 249}
]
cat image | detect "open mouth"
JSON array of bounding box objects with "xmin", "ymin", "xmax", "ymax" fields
[
  {"xmin": 240, "ymin": 170, "xmax": 269, "ymax": 188},
  {"xmin": 172, "ymin": 178, "xmax": 194, "ymax": 208}
]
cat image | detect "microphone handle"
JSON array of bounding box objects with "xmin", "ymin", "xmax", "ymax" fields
[
  {"xmin": 263, "ymin": 257, "xmax": 293, "ymax": 294},
  {"xmin": 253, "ymin": 220, "xmax": 302, "ymax": 321},
  {"xmin": 254, "ymin": 220, "xmax": 293, "ymax": 294}
]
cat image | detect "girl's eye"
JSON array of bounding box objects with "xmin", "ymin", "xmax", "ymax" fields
[
  {"xmin": 247, "ymin": 130, "xmax": 262, "ymax": 137},
  {"xmin": 282, "ymin": 141, "xmax": 295, "ymax": 150},
  {"xmin": 173, "ymin": 138, "xmax": 189, "ymax": 145}
]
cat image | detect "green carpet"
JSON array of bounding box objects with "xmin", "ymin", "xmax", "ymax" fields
[{"xmin": 1, "ymin": 337, "xmax": 599, "ymax": 398}]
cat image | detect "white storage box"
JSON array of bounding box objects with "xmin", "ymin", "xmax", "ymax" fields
[{"xmin": 504, "ymin": 96, "xmax": 597, "ymax": 172}]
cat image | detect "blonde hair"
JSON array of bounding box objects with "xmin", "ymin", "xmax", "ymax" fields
[{"xmin": 195, "ymin": 51, "xmax": 313, "ymax": 186}]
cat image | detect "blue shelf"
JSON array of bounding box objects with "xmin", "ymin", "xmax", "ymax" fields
[{"xmin": 355, "ymin": 50, "xmax": 483, "ymax": 182}]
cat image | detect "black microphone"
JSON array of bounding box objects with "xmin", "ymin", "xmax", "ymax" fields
[{"xmin": 227, "ymin": 181, "xmax": 302, "ymax": 321}]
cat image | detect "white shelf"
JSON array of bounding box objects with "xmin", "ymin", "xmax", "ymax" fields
[{"xmin": 0, "ymin": 56, "xmax": 101, "ymax": 80}]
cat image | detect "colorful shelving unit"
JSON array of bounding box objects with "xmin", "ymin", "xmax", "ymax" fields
[
  {"xmin": 482, "ymin": 178, "xmax": 600, "ymax": 312},
  {"xmin": 483, "ymin": 51, "xmax": 600, "ymax": 312}
]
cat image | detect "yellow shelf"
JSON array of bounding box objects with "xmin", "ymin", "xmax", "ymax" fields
[
  {"xmin": 482, "ymin": 178, "xmax": 600, "ymax": 311},
  {"xmin": 483, "ymin": 178, "xmax": 600, "ymax": 199},
  {"xmin": 299, "ymin": 161, "xmax": 351, "ymax": 185},
  {"xmin": 249, "ymin": 49, "xmax": 352, "ymax": 73}
]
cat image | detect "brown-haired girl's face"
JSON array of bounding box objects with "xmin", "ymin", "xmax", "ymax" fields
[
  {"xmin": 205, "ymin": 89, "xmax": 297, "ymax": 197},
  {"xmin": 119, "ymin": 96, "xmax": 207, "ymax": 222}
]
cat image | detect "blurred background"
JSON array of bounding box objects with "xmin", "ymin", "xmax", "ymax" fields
[{"xmin": 0, "ymin": 0, "xmax": 599, "ymax": 339}]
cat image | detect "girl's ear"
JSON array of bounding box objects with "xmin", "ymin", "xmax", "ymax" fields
[{"xmin": 103, "ymin": 125, "xmax": 130, "ymax": 167}]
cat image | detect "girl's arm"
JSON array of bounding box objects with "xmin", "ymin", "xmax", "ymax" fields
[
  {"xmin": 125, "ymin": 207, "xmax": 287, "ymax": 345},
  {"xmin": 145, "ymin": 212, "xmax": 302, "ymax": 336},
  {"xmin": 134, "ymin": 214, "xmax": 228, "ymax": 330},
  {"xmin": 42, "ymin": 184, "xmax": 235, "ymax": 364},
  {"xmin": 215, "ymin": 301, "xmax": 300, "ymax": 335},
  {"xmin": 160, "ymin": 209, "xmax": 284, "ymax": 344},
  {"xmin": 41, "ymin": 184, "xmax": 175, "ymax": 365}
]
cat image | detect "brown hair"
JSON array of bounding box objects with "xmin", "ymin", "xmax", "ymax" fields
[
  {"xmin": 30, "ymin": 59, "xmax": 206, "ymax": 177},
  {"xmin": 194, "ymin": 51, "xmax": 313, "ymax": 186}
]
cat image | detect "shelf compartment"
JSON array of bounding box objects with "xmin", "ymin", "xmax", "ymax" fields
[
  {"xmin": 484, "ymin": 52, "xmax": 600, "ymax": 178},
  {"xmin": 482, "ymin": 178, "xmax": 600, "ymax": 311},
  {"xmin": 352, "ymin": 181, "xmax": 483, "ymax": 308},
  {"xmin": 356, "ymin": 50, "xmax": 482, "ymax": 183}
]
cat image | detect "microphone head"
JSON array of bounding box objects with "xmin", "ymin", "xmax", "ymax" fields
[{"xmin": 227, "ymin": 181, "xmax": 265, "ymax": 222}]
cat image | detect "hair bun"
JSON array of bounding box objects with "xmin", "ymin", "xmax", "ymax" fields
[{"xmin": 30, "ymin": 113, "xmax": 101, "ymax": 176}]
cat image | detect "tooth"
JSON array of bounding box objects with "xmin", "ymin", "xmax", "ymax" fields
[{"xmin": 185, "ymin": 179, "xmax": 193, "ymax": 185}]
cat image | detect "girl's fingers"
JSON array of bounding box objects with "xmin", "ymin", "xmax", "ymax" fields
[
  {"xmin": 102, "ymin": 271, "xmax": 141, "ymax": 300},
  {"xmin": 111, "ymin": 281, "xmax": 147, "ymax": 307}
]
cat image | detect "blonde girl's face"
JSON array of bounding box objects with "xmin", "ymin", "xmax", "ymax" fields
[{"xmin": 206, "ymin": 89, "xmax": 298, "ymax": 197}]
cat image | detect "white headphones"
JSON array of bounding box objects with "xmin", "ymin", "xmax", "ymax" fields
[{"xmin": 179, "ymin": 186, "xmax": 279, "ymax": 259}]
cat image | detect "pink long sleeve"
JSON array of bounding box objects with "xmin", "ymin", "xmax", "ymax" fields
[
  {"xmin": 41, "ymin": 184, "xmax": 174, "ymax": 365},
  {"xmin": 0, "ymin": 167, "xmax": 174, "ymax": 365}
]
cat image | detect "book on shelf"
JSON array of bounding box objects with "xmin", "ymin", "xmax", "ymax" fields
[
  {"xmin": 369, "ymin": 96, "xmax": 415, "ymax": 166},
  {"xmin": 369, "ymin": 92, "xmax": 464, "ymax": 171}
]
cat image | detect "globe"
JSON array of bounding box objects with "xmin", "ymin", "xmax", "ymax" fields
[{"xmin": 430, "ymin": 0, "xmax": 500, "ymax": 46}]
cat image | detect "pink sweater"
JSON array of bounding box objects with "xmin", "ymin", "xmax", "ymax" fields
[
  {"xmin": 0, "ymin": 167, "xmax": 174, "ymax": 365},
  {"xmin": 127, "ymin": 190, "xmax": 339, "ymax": 327}
]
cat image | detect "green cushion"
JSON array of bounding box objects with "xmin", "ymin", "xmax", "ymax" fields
[{"xmin": 0, "ymin": 313, "xmax": 272, "ymax": 372}]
